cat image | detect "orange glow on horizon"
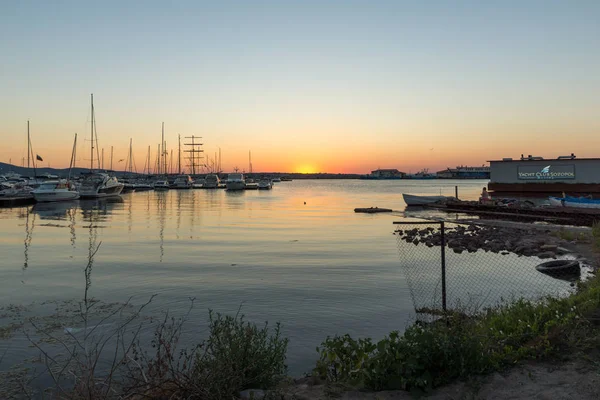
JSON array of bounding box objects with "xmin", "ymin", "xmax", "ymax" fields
[{"xmin": 293, "ymin": 165, "xmax": 319, "ymax": 174}]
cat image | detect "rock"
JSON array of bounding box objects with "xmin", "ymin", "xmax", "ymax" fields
[
  {"xmin": 537, "ymin": 251, "xmax": 556, "ymax": 259},
  {"xmin": 453, "ymin": 247, "xmax": 465, "ymax": 254},
  {"xmin": 540, "ymin": 244, "xmax": 558, "ymax": 251},
  {"xmin": 501, "ymin": 251, "xmax": 510, "ymax": 255},
  {"xmin": 522, "ymin": 249, "xmax": 535, "ymax": 257},
  {"xmin": 448, "ymin": 239, "xmax": 462, "ymax": 249},
  {"xmin": 556, "ymin": 247, "xmax": 572, "ymax": 255},
  {"xmin": 412, "ymin": 238, "xmax": 420, "ymax": 245}
]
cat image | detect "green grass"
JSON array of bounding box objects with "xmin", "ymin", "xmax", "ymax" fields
[
  {"xmin": 553, "ymin": 228, "xmax": 590, "ymax": 242},
  {"xmin": 313, "ymin": 274, "xmax": 600, "ymax": 393}
]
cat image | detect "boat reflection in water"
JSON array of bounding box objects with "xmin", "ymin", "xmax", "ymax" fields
[{"xmin": 79, "ymin": 196, "xmax": 124, "ymax": 223}]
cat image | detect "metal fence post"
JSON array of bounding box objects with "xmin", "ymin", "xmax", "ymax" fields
[{"xmin": 440, "ymin": 221, "xmax": 447, "ymax": 312}]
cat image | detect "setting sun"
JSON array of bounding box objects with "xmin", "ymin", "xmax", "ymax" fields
[{"xmin": 295, "ymin": 165, "xmax": 318, "ymax": 174}]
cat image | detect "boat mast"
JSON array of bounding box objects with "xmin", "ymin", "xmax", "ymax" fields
[
  {"xmin": 28, "ymin": 121, "xmax": 37, "ymax": 178},
  {"xmin": 147, "ymin": 145, "xmax": 151, "ymax": 175},
  {"xmin": 68, "ymin": 133, "xmax": 77, "ymax": 180},
  {"xmin": 156, "ymin": 144, "xmax": 160, "ymax": 175},
  {"xmin": 161, "ymin": 122, "xmax": 165, "ymax": 176},
  {"xmin": 110, "ymin": 146, "xmax": 114, "ymax": 170},
  {"xmin": 102, "ymin": 148, "xmax": 105, "ymax": 170},
  {"xmin": 178, "ymin": 134, "xmax": 181, "ymax": 174},
  {"xmin": 90, "ymin": 94, "xmax": 94, "ymax": 171},
  {"xmin": 129, "ymin": 138, "xmax": 133, "ymax": 175},
  {"xmin": 184, "ymin": 135, "xmax": 203, "ymax": 176},
  {"xmin": 27, "ymin": 120, "xmax": 30, "ymax": 169}
]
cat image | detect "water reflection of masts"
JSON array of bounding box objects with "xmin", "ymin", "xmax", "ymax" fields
[
  {"xmin": 68, "ymin": 206, "xmax": 77, "ymax": 248},
  {"xmin": 157, "ymin": 192, "xmax": 166, "ymax": 262},
  {"xmin": 23, "ymin": 207, "xmax": 37, "ymax": 271},
  {"xmin": 176, "ymin": 190, "xmax": 182, "ymax": 240},
  {"xmin": 128, "ymin": 194, "xmax": 133, "ymax": 235}
]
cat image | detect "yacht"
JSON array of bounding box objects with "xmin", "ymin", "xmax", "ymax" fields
[
  {"xmin": 79, "ymin": 172, "xmax": 124, "ymax": 198},
  {"xmin": 0, "ymin": 181, "xmax": 34, "ymax": 198},
  {"xmin": 154, "ymin": 180, "xmax": 170, "ymax": 191},
  {"xmin": 133, "ymin": 181, "xmax": 154, "ymax": 192},
  {"xmin": 226, "ymin": 172, "xmax": 246, "ymax": 191},
  {"xmin": 173, "ymin": 175, "xmax": 193, "ymax": 189},
  {"xmin": 203, "ymin": 174, "xmax": 221, "ymax": 189},
  {"xmin": 258, "ymin": 178, "xmax": 272, "ymax": 190},
  {"xmin": 78, "ymin": 94, "xmax": 124, "ymax": 198},
  {"xmin": 32, "ymin": 180, "xmax": 79, "ymax": 202}
]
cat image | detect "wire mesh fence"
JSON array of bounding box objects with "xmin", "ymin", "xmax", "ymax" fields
[{"xmin": 394, "ymin": 219, "xmax": 592, "ymax": 322}]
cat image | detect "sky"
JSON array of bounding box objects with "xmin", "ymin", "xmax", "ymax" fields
[{"xmin": 1, "ymin": 0, "xmax": 599, "ymax": 174}]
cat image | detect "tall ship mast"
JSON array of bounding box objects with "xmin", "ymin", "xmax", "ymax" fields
[{"xmin": 184, "ymin": 135, "xmax": 204, "ymax": 175}]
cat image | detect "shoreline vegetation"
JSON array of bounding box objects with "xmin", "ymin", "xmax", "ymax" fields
[{"xmin": 1, "ymin": 226, "xmax": 600, "ymax": 398}]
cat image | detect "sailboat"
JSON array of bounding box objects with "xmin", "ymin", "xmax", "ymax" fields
[
  {"xmin": 79, "ymin": 94, "xmax": 124, "ymax": 198},
  {"xmin": 121, "ymin": 138, "xmax": 137, "ymax": 193},
  {"xmin": 31, "ymin": 134, "xmax": 79, "ymax": 202}
]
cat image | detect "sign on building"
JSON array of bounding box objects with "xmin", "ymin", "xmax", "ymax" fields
[{"xmin": 517, "ymin": 165, "xmax": 575, "ymax": 180}]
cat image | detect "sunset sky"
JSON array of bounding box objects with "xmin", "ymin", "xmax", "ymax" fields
[{"xmin": 1, "ymin": 1, "xmax": 599, "ymax": 174}]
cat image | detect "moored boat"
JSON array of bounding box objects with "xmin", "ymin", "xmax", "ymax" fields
[
  {"xmin": 226, "ymin": 172, "xmax": 246, "ymax": 191},
  {"xmin": 548, "ymin": 196, "xmax": 600, "ymax": 209},
  {"xmin": 133, "ymin": 182, "xmax": 154, "ymax": 192},
  {"xmin": 173, "ymin": 175, "xmax": 193, "ymax": 189},
  {"xmin": 79, "ymin": 172, "xmax": 124, "ymax": 198},
  {"xmin": 402, "ymin": 194, "xmax": 454, "ymax": 206},
  {"xmin": 203, "ymin": 174, "xmax": 221, "ymax": 189},
  {"xmin": 32, "ymin": 180, "xmax": 79, "ymax": 202},
  {"xmin": 79, "ymin": 94, "xmax": 124, "ymax": 199},
  {"xmin": 258, "ymin": 179, "xmax": 272, "ymax": 190},
  {"xmin": 154, "ymin": 181, "xmax": 170, "ymax": 191}
]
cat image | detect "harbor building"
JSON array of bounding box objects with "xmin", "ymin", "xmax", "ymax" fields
[
  {"xmin": 488, "ymin": 154, "xmax": 600, "ymax": 195},
  {"xmin": 361, "ymin": 168, "xmax": 406, "ymax": 179},
  {"xmin": 436, "ymin": 166, "xmax": 490, "ymax": 179}
]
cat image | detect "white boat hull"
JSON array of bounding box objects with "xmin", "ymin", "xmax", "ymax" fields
[
  {"xmin": 403, "ymin": 194, "xmax": 453, "ymax": 206},
  {"xmin": 549, "ymin": 197, "xmax": 600, "ymax": 209},
  {"xmin": 33, "ymin": 190, "xmax": 79, "ymax": 202},
  {"xmin": 79, "ymin": 185, "xmax": 124, "ymax": 198}
]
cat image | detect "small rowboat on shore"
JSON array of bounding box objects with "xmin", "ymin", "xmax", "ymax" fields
[{"xmin": 548, "ymin": 196, "xmax": 600, "ymax": 209}]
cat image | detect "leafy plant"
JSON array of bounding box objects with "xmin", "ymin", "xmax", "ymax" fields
[
  {"xmin": 190, "ymin": 310, "xmax": 289, "ymax": 398},
  {"xmin": 314, "ymin": 275, "xmax": 600, "ymax": 392}
]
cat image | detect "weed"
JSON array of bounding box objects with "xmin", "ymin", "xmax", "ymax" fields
[{"xmin": 314, "ymin": 274, "xmax": 600, "ymax": 392}]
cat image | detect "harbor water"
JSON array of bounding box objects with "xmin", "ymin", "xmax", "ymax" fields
[{"xmin": 0, "ymin": 179, "xmax": 497, "ymax": 374}]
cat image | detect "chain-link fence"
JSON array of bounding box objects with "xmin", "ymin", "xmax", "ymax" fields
[{"xmin": 394, "ymin": 219, "xmax": 592, "ymax": 322}]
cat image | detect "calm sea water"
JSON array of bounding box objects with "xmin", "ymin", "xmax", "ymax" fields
[{"xmin": 0, "ymin": 179, "xmax": 502, "ymax": 374}]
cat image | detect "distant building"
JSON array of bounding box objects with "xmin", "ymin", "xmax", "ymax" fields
[
  {"xmin": 436, "ymin": 166, "xmax": 490, "ymax": 179},
  {"xmin": 362, "ymin": 169, "xmax": 406, "ymax": 180}
]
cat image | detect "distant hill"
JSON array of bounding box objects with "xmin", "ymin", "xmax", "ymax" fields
[
  {"xmin": 0, "ymin": 162, "xmax": 95, "ymax": 178},
  {"xmin": 0, "ymin": 162, "xmax": 363, "ymax": 179}
]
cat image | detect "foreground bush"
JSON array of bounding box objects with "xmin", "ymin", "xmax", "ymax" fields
[
  {"xmin": 191, "ymin": 311, "xmax": 289, "ymax": 397},
  {"xmin": 314, "ymin": 275, "xmax": 600, "ymax": 392},
  {"xmin": 126, "ymin": 309, "xmax": 289, "ymax": 399}
]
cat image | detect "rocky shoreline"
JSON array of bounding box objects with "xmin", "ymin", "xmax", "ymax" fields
[{"xmin": 394, "ymin": 224, "xmax": 585, "ymax": 260}]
